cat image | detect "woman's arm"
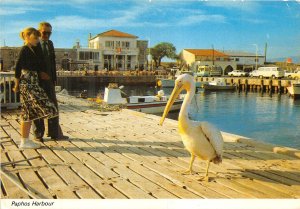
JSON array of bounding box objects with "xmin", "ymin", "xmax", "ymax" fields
[{"xmin": 15, "ymin": 47, "xmax": 26, "ymax": 79}]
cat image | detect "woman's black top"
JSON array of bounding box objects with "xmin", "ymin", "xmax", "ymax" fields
[{"xmin": 15, "ymin": 45, "xmax": 45, "ymax": 79}]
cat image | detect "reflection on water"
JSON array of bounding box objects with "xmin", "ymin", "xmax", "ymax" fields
[{"xmin": 67, "ymin": 85, "xmax": 300, "ymax": 149}]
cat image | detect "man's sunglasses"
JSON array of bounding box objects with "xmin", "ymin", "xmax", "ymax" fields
[{"xmin": 42, "ymin": 31, "xmax": 52, "ymax": 36}]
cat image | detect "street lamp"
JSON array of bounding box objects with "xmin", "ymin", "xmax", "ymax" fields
[
  {"xmin": 252, "ymin": 44, "xmax": 258, "ymax": 70},
  {"xmin": 147, "ymin": 38, "xmax": 152, "ymax": 71}
]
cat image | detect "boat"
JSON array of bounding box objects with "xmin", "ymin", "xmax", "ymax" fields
[
  {"xmin": 202, "ymin": 78, "xmax": 236, "ymax": 91},
  {"xmin": 287, "ymin": 82, "xmax": 300, "ymax": 99},
  {"xmin": 126, "ymin": 95, "xmax": 183, "ymax": 114},
  {"xmin": 104, "ymin": 84, "xmax": 184, "ymax": 114},
  {"xmin": 158, "ymin": 78, "xmax": 204, "ymax": 88}
]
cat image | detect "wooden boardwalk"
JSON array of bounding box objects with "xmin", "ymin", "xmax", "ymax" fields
[{"xmin": 1, "ymin": 99, "xmax": 300, "ymax": 199}]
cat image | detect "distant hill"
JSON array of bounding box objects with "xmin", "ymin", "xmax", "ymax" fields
[{"xmin": 268, "ymin": 56, "xmax": 300, "ymax": 64}]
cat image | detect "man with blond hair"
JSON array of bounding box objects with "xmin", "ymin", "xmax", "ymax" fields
[{"xmin": 33, "ymin": 21, "xmax": 68, "ymax": 141}]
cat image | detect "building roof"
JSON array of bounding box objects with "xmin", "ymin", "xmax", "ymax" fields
[
  {"xmin": 224, "ymin": 50, "xmax": 264, "ymax": 57},
  {"xmin": 92, "ymin": 30, "xmax": 138, "ymax": 39},
  {"xmin": 184, "ymin": 49, "xmax": 228, "ymax": 57}
]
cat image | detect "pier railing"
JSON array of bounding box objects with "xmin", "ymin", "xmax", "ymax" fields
[
  {"xmin": 0, "ymin": 72, "xmax": 20, "ymax": 109},
  {"xmin": 57, "ymin": 70, "xmax": 169, "ymax": 77},
  {"xmin": 196, "ymin": 76, "xmax": 295, "ymax": 93}
]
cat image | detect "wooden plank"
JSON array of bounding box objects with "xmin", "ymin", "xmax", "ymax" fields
[
  {"xmin": 24, "ymin": 148, "xmax": 88, "ymax": 199},
  {"xmin": 9, "ymin": 120, "xmax": 84, "ymax": 199},
  {"xmin": 112, "ymin": 179, "xmax": 154, "ymax": 199},
  {"xmin": 62, "ymin": 130, "xmax": 201, "ymax": 199},
  {"xmin": 59, "ymin": 126, "xmax": 176, "ymax": 199},
  {"xmin": 241, "ymin": 171, "xmax": 300, "ymax": 198},
  {"xmin": 58, "ymin": 140, "xmax": 120, "ymax": 180},
  {"xmin": 59, "ymin": 118, "xmax": 224, "ymax": 197},
  {"xmin": 153, "ymin": 158, "xmax": 254, "ymax": 199},
  {"xmin": 56, "ymin": 132, "xmax": 159, "ymax": 198},
  {"xmin": 40, "ymin": 141, "xmax": 127, "ymax": 199},
  {"xmin": 70, "ymin": 164, "xmax": 127, "ymax": 199},
  {"xmin": 1, "ymin": 152, "xmax": 30, "ymax": 199},
  {"xmin": 72, "ymin": 111, "xmax": 300, "ymax": 198},
  {"xmin": 1, "ymin": 146, "xmax": 53, "ymax": 198},
  {"xmin": 225, "ymin": 152, "xmax": 300, "ymax": 186},
  {"xmin": 60, "ymin": 113, "xmax": 260, "ymax": 198},
  {"xmin": 112, "ymin": 163, "xmax": 178, "ymax": 198},
  {"xmin": 2, "ymin": 123, "xmax": 78, "ymax": 199}
]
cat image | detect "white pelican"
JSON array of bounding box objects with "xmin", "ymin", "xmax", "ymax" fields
[{"xmin": 160, "ymin": 74, "xmax": 224, "ymax": 181}]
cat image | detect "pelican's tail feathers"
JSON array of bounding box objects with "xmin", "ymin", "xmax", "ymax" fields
[{"xmin": 212, "ymin": 155, "xmax": 222, "ymax": 164}]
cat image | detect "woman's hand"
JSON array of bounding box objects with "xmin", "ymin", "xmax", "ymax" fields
[
  {"xmin": 13, "ymin": 79, "xmax": 20, "ymax": 92},
  {"xmin": 40, "ymin": 72, "xmax": 50, "ymax": 80},
  {"xmin": 13, "ymin": 85, "xmax": 19, "ymax": 92}
]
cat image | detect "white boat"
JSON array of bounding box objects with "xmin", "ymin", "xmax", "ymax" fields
[
  {"xmin": 158, "ymin": 78, "xmax": 203, "ymax": 88},
  {"xmin": 287, "ymin": 82, "xmax": 300, "ymax": 99},
  {"xmin": 126, "ymin": 95, "xmax": 183, "ymax": 114},
  {"xmin": 104, "ymin": 85, "xmax": 183, "ymax": 114},
  {"xmin": 202, "ymin": 78, "xmax": 236, "ymax": 91}
]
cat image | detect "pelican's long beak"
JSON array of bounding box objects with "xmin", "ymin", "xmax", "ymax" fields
[{"xmin": 160, "ymin": 84, "xmax": 182, "ymax": 126}]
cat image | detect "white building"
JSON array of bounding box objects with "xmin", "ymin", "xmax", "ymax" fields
[
  {"xmin": 77, "ymin": 30, "xmax": 148, "ymax": 71},
  {"xmin": 181, "ymin": 49, "xmax": 266, "ymax": 74},
  {"xmin": 224, "ymin": 50, "xmax": 265, "ymax": 71},
  {"xmin": 181, "ymin": 49, "xmax": 237, "ymax": 74}
]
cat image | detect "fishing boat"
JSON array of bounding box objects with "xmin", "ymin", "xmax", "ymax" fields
[
  {"xmin": 202, "ymin": 78, "xmax": 236, "ymax": 91},
  {"xmin": 287, "ymin": 82, "xmax": 300, "ymax": 99},
  {"xmin": 104, "ymin": 84, "xmax": 184, "ymax": 114},
  {"xmin": 158, "ymin": 78, "xmax": 204, "ymax": 88}
]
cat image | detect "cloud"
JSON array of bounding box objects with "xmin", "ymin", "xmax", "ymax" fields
[
  {"xmin": 242, "ymin": 18, "xmax": 267, "ymax": 24},
  {"xmin": 0, "ymin": 7, "xmax": 41, "ymax": 16},
  {"xmin": 204, "ymin": 1, "xmax": 260, "ymax": 13},
  {"xmin": 49, "ymin": 4, "xmax": 149, "ymax": 31},
  {"xmin": 178, "ymin": 14, "xmax": 226, "ymax": 26},
  {"xmin": 0, "ymin": 0, "xmax": 94, "ymax": 5}
]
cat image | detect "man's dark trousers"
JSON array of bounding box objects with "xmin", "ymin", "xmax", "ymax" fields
[{"xmin": 33, "ymin": 41, "xmax": 60, "ymax": 139}]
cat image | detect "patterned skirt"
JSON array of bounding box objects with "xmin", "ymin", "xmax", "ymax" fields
[{"xmin": 19, "ymin": 70, "xmax": 58, "ymax": 122}]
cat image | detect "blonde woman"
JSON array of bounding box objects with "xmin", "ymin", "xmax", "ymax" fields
[{"xmin": 13, "ymin": 27, "xmax": 58, "ymax": 149}]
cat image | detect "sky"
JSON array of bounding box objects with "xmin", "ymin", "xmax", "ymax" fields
[{"xmin": 0, "ymin": 0, "xmax": 300, "ymax": 61}]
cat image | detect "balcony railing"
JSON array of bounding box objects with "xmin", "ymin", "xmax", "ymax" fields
[{"xmin": 0, "ymin": 72, "xmax": 20, "ymax": 109}]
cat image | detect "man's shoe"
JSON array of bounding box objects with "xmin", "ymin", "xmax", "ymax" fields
[
  {"xmin": 20, "ymin": 140, "xmax": 41, "ymax": 149},
  {"xmin": 51, "ymin": 135, "xmax": 69, "ymax": 140},
  {"xmin": 33, "ymin": 137, "xmax": 44, "ymax": 143}
]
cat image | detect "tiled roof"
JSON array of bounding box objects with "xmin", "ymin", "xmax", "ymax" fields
[
  {"xmin": 185, "ymin": 49, "xmax": 228, "ymax": 57},
  {"xmin": 93, "ymin": 30, "xmax": 138, "ymax": 39}
]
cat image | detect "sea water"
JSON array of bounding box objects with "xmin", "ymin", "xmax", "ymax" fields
[{"xmin": 67, "ymin": 86, "xmax": 300, "ymax": 149}]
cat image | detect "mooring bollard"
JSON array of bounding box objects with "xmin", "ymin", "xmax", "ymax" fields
[
  {"xmin": 260, "ymin": 79, "xmax": 264, "ymax": 92},
  {"xmin": 278, "ymin": 80, "xmax": 282, "ymax": 94},
  {"xmin": 269, "ymin": 79, "xmax": 273, "ymax": 93},
  {"xmin": 245, "ymin": 79, "xmax": 248, "ymax": 92},
  {"xmin": 236, "ymin": 79, "xmax": 241, "ymax": 90}
]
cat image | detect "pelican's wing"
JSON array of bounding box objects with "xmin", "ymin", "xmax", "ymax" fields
[{"xmin": 199, "ymin": 121, "xmax": 224, "ymax": 156}]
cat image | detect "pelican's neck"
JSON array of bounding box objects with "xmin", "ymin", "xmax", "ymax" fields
[{"xmin": 178, "ymin": 82, "xmax": 195, "ymax": 132}]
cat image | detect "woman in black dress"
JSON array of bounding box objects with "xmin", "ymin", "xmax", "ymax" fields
[{"xmin": 13, "ymin": 27, "xmax": 58, "ymax": 149}]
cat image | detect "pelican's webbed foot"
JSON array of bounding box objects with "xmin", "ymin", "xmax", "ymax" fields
[
  {"xmin": 198, "ymin": 176, "xmax": 210, "ymax": 182},
  {"xmin": 181, "ymin": 169, "xmax": 194, "ymax": 175}
]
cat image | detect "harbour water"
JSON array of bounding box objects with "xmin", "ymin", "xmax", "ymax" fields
[{"xmin": 66, "ymin": 85, "xmax": 300, "ymax": 149}]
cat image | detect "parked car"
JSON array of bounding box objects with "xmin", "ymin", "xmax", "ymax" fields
[
  {"xmin": 249, "ymin": 67, "xmax": 284, "ymax": 78},
  {"xmin": 228, "ymin": 70, "xmax": 248, "ymax": 77},
  {"xmin": 285, "ymin": 70, "xmax": 300, "ymax": 79},
  {"xmin": 195, "ymin": 65, "xmax": 222, "ymax": 77}
]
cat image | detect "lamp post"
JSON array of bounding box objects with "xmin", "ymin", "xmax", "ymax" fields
[
  {"xmin": 252, "ymin": 44, "xmax": 258, "ymax": 70},
  {"xmin": 212, "ymin": 44, "xmax": 215, "ymax": 65},
  {"xmin": 147, "ymin": 38, "xmax": 152, "ymax": 71}
]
